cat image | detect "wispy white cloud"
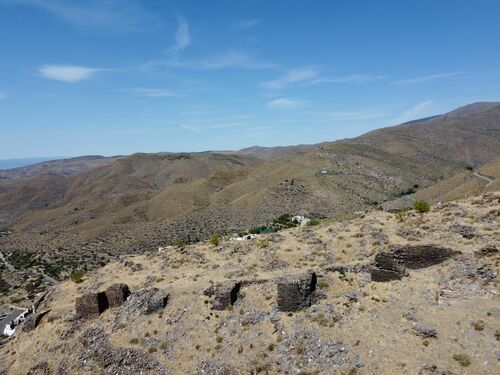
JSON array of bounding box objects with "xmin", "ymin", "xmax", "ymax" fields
[
  {"xmin": 196, "ymin": 52, "xmax": 274, "ymax": 70},
  {"xmin": 314, "ymin": 74, "xmax": 386, "ymax": 84},
  {"xmin": 38, "ymin": 65, "xmax": 103, "ymax": 82},
  {"xmin": 391, "ymin": 100, "xmax": 433, "ymax": 124},
  {"xmin": 180, "ymin": 124, "xmax": 202, "ymax": 133},
  {"xmin": 169, "ymin": 14, "xmax": 190, "ymax": 56},
  {"xmin": 324, "ymin": 110, "xmax": 387, "ymax": 121},
  {"xmin": 392, "ymin": 72, "xmax": 459, "ymax": 85},
  {"xmin": 233, "ymin": 18, "xmax": 261, "ymax": 29},
  {"xmin": 266, "ymin": 98, "xmax": 307, "ymax": 110},
  {"xmin": 2, "ymin": 0, "xmax": 160, "ymax": 32},
  {"xmin": 260, "ymin": 67, "xmax": 385, "ymax": 90},
  {"xmin": 121, "ymin": 88, "xmax": 180, "ymax": 97},
  {"xmin": 159, "ymin": 51, "xmax": 274, "ymax": 70},
  {"xmin": 260, "ymin": 67, "xmax": 320, "ymax": 90}
]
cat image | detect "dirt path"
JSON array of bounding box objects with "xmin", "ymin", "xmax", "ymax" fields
[
  {"xmin": 473, "ymin": 171, "xmax": 494, "ymax": 187},
  {"xmin": 0, "ymin": 251, "xmax": 15, "ymax": 272},
  {"xmin": 0, "ymin": 250, "xmax": 56, "ymax": 283}
]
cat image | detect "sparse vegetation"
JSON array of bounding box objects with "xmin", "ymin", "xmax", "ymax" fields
[
  {"xmin": 307, "ymin": 219, "xmax": 320, "ymax": 226},
  {"xmin": 395, "ymin": 208, "xmax": 410, "ymax": 222},
  {"xmin": 256, "ymin": 238, "xmax": 269, "ymax": 248},
  {"xmin": 413, "ymin": 200, "xmax": 430, "ymax": 213},
  {"xmin": 173, "ymin": 238, "xmax": 187, "ymax": 247},
  {"xmin": 452, "ymin": 353, "xmax": 471, "ymax": 367},
  {"xmin": 70, "ymin": 270, "xmax": 85, "ymax": 283},
  {"xmin": 208, "ymin": 235, "xmax": 220, "ymax": 246}
]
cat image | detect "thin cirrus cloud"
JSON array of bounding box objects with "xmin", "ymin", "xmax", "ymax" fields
[
  {"xmin": 314, "ymin": 74, "xmax": 386, "ymax": 84},
  {"xmin": 391, "ymin": 100, "xmax": 434, "ymax": 124},
  {"xmin": 122, "ymin": 88, "xmax": 180, "ymax": 97},
  {"xmin": 162, "ymin": 51, "xmax": 275, "ymax": 70},
  {"xmin": 392, "ymin": 72, "xmax": 459, "ymax": 85},
  {"xmin": 3, "ymin": 0, "xmax": 161, "ymax": 32},
  {"xmin": 260, "ymin": 67, "xmax": 320, "ymax": 90},
  {"xmin": 260, "ymin": 67, "xmax": 385, "ymax": 90},
  {"xmin": 266, "ymin": 98, "xmax": 307, "ymax": 110},
  {"xmin": 180, "ymin": 124, "xmax": 203, "ymax": 133},
  {"xmin": 232, "ymin": 18, "xmax": 261, "ymax": 29},
  {"xmin": 324, "ymin": 110, "xmax": 387, "ymax": 121},
  {"xmin": 38, "ymin": 65, "xmax": 103, "ymax": 82},
  {"xmin": 168, "ymin": 14, "xmax": 191, "ymax": 56}
]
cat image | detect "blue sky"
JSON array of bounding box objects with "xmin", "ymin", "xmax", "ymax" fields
[{"xmin": 0, "ymin": 0, "xmax": 499, "ymax": 158}]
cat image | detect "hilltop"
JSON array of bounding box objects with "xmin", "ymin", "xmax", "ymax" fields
[{"xmin": 0, "ymin": 192, "xmax": 498, "ymax": 374}]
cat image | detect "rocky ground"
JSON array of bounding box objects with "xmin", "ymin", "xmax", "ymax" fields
[{"xmin": 0, "ymin": 192, "xmax": 498, "ymax": 374}]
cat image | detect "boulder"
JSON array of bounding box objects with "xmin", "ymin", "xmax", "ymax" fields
[
  {"xmin": 75, "ymin": 292, "xmax": 108, "ymax": 319},
  {"xmin": 413, "ymin": 323, "xmax": 438, "ymax": 338},
  {"xmin": 371, "ymin": 268, "xmax": 405, "ymax": 282},
  {"xmin": 197, "ymin": 361, "xmax": 238, "ymax": 375},
  {"xmin": 371, "ymin": 252, "xmax": 406, "ymax": 282},
  {"xmin": 79, "ymin": 328, "xmax": 172, "ymax": 375},
  {"xmin": 21, "ymin": 310, "xmax": 50, "ymax": 333},
  {"xmin": 475, "ymin": 246, "xmax": 498, "ymax": 258},
  {"xmin": 393, "ymin": 245, "xmax": 457, "ymax": 269},
  {"xmin": 419, "ymin": 365, "xmax": 457, "ymax": 375},
  {"xmin": 450, "ymin": 223, "xmax": 476, "ymax": 239},
  {"xmin": 122, "ymin": 288, "xmax": 169, "ymax": 315},
  {"xmin": 105, "ymin": 283, "xmax": 130, "ymax": 308},
  {"xmin": 209, "ymin": 281, "xmax": 241, "ymax": 310},
  {"xmin": 277, "ymin": 272, "xmax": 317, "ymax": 311},
  {"xmin": 371, "ymin": 245, "xmax": 456, "ymax": 281}
]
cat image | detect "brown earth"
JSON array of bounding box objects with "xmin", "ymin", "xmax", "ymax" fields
[{"xmin": 0, "ymin": 192, "xmax": 498, "ymax": 374}]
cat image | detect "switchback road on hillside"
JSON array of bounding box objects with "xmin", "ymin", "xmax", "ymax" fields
[{"xmin": 473, "ymin": 171, "xmax": 494, "ymax": 187}]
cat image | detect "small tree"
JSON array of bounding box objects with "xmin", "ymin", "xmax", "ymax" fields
[
  {"xmin": 209, "ymin": 235, "xmax": 220, "ymax": 246},
  {"xmin": 413, "ymin": 200, "xmax": 430, "ymax": 213},
  {"xmin": 70, "ymin": 270, "xmax": 85, "ymax": 283}
]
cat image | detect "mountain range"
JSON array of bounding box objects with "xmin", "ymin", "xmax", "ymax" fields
[{"xmin": 0, "ymin": 102, "xmax": 498, "ymax": 279}]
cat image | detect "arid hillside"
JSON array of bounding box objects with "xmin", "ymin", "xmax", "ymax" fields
[
  {"xmin": 0, "ymin": 103, "xmax": 499, "ymax": 281},
  {"xmin": 0, "ymin": 192, "xmax": 498, "ymax": 374},
  {"xmin": 0, "ymin": 155, "xmax": 122, "ymax": 180}
]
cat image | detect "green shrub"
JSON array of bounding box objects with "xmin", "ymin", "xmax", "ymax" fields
[
  {"xmin": 256, "ymin": 238, "xmax": 269, "ymax": 248},
  {"xmin": 395, "ymin": 208, "xmax": 410, "ymax": 222},
  {"xmin": 173, "ymin": 238, "xmax": 187, "ymax": 247},
  {"xmin": 452, "ymin": 353, "xmax": 471, "ymax": 367},
  {"xmin": 70, "ymin": 270, "xmax": 84, "ymax": 283},
  {"xmin": 413, "ymin": 200, "xmax": 430, "ymax": 213},
  {"xmin": 209, "ymin": 235, "xmax": 220, "ymax": 246},
  {"xmin": 307, "ymin": 219, "xmax": 320, "ymax": 226}
]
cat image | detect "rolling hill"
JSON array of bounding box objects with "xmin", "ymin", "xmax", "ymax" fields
[{"xmin": 0, "ymin": 102, "xmax": 498, "ymax": 279}]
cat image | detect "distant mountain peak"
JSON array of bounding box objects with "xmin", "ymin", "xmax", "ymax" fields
[{"xmin": 445, "ymin": 101, "xmax": 500, "ymax": 118}]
